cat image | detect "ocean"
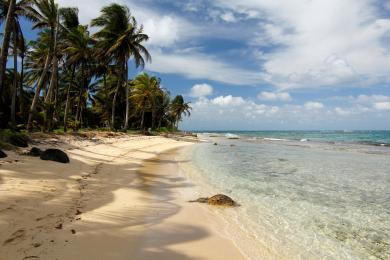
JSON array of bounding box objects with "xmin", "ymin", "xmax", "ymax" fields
[{"xmin": 177, "ymin": 131, "xmax": 390, "ymax": 259}]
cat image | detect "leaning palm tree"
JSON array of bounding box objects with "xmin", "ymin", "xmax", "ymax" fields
[
  {"xmin": 26, "ymin": 0, "xmax": 59, "ymax": 132},
  {"xmin": 91, "ymin": 3, "xmax": 151, "ymax": 130},
  {"xmin": 170, "ymin": 95, "xmax": 191, "ymax": 130}
]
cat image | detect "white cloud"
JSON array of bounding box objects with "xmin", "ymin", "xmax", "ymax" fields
[
  {"xmin": 142, "ymin": 16, "xmax": 181, "ymax": 47},
  {"xmin": 334, "ymin": 107, "xmax": 352, "ymax": 116},
  {"xmin": 190, "ymin": 83, "xmax": 214, "ymax": 97},
  {"xmin": 211, "ymin": 95, "xmax": 245, "ymax": 106},
  {"xmin": 147, "ymin": 49, "xmax": 263, "ymax": 85},
  {"xmin": 183, "ymin": 93, "xmax": 390, "ymax": 130},
  {"xmin": 213, "ymin": 0, "xmax": 390, "ymax": 89},
  {"xmin": 57, "ymin": 0, "xmax": 390, "ymax": 90},
  {"xmin": 304, "ymin": 101, "xmax": 324, "ymax": 110},
  {"xmin": 355, "ymin": 95, "xmax": 390, "ymax": 104},
  {"xmin": 374, "ymin": 102, "xmax": 390, "ymax": 111},
  {"xmin": 187, "ymin": 95, "xmax": 282, "ymax": 129},
  {"xmin": 220, "ymin": 12, "xmax": 237, "ymax": 23},
  {"xmin": 258, "ymin": 91, "xmax": 292, "ymax": 101}
]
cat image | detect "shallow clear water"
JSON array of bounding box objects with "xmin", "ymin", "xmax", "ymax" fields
[{"xmin": 179, "ymin": 135, "xmax": 390, "ymax": 259}]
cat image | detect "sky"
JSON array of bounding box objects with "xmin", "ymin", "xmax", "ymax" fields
[{"xmin": 12, "ymin": 0, "xmax": 390, "ymax": 130}]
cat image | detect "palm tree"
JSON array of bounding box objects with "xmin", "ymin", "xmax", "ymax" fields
[
  {"xmin": 131, "ymin": 73, "xmax": 161, "ymax": 129},
  {"xmin": 26, "ymin": 0, "xmax": 59, "ymax": 132},
  {"xmin": 170, "ymin": 95, "xmax": 191, "ymax": 130},
  {"xmin": 62, "ymin": 25, "xmax": 94, "ymax": 130},
  {"xmin": 0, "ymin": 0, "xmax": 33, "ymax": 127},
  {"xmin": 91, "ymin": 3, "xmax": 150, "ymax": 130},
  {"xmin": 57, "ymin": 7, "xmax": 78, "ymax": 132},
  {"xmin": 154, "ymin": 89, "xmax": 171, "ymax": 129}
]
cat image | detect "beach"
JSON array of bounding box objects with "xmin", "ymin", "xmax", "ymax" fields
[{"xmin": 0, "ymin": 134, "xmax": 244, "ymax": 260}]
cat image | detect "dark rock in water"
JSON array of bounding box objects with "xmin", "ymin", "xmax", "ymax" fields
[
  {"xmin": 28, "ymin": 147, "xmax": 42, "ymax": 157},
  {"xmin": 213, "ymin": 143, "xmax": 218, "ymax": 145},
  {"xmin": 0, "ymin": 149, "xmax": 7, "ymax": 158},
  {"xmin": 9, "ymin": 134, "xmax": 29, "ymax": 147},
  {"xmin": 208, "ymin": 194, "xmax": 237, "ymax": 206},
  {"xmin": 40, "ymin": 149, "xmax": 69, "ymax": 163},
  {"xmin": 189, "ymin": 194, "xmax": 238, "ymax": 207}
]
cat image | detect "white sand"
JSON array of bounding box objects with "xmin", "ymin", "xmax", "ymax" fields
[{"xmin": 0, "ymin": 135, "xmax": 244, "ymax": 260}]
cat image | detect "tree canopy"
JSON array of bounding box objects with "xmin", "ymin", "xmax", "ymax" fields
[{"xmin": 0, "ymin": 0, "xmax": 191, "ymax": 132}]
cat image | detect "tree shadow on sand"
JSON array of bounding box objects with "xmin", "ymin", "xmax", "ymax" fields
[{"xmin": 0, "ymin": 143, "xmax": 210, "ymax": 259}]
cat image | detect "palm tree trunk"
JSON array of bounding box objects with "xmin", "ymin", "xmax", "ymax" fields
[
  {"xmin": 44, "ymin": 54, "xmax": 58, "ymax": 103},
  {"xmin": 112, "ymin": 62, "xmax": 123, "ymax": 131},
  {"xmin": 124, "ymin": 60, "xmax": 130, "ymax": 130},
  {"xmin": 75, "ymin": 62, "xmax": 85, "ymax": 129},
  {"xmin": 176, "ymin": 120, "xmax": 179, "ymax": 131},
  {"xmin": 11, "ymin": 23, "xmax": 18, "ymax": 129},
  {"xmin": 103, "ymin": 73, "xmax": 110, "ymax": 129},
  {"xmin": 19, "ymin": 55, "xmax": 25, "ymax": 117},
  {"xmin": 53, "ymin": 67, "xmax": 59, "ymax": 130},
  {"xmin": 44, "ymin": 22, "xmax": 59, "ymax": 132},
  {"xmin": 140, "ymin": 108, "xmax": 145, "ymax": 129},
  {"xmin": 0, "ymin": 0, "xmax": 15, "ymax": 96},
  {"xmin": 27, "ymin": 53, "xmax": 52, "ymax": 132},
  {"xmin": 151, "ymin": 100, "xmax": 156, "ymax": 130},
  {"xmin": 75, "ymin": 89, "xmax": 82, "ymax": 127},
  {"xmin": 80, "ymin": 105, "xmax": 83, "ymax": 128},
  {"xmin": 111, "ymin": 82, "xmax": 120, "ymax": 130},
  {"xmin": 64, "ymin": 67, "xmax": 75, "ymax": 133},
  {"xmin": 44, "ymin": 53, "xmax": 57, "ymax": 132}
]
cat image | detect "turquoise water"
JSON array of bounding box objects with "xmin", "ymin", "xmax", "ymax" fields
[
  {"xmin": 195, "ymin": 130, "xmax": 390, "ymax": 146},
  {"xmin": 180, "ymin": 133, "xmax": 390, "ymax": 259}
]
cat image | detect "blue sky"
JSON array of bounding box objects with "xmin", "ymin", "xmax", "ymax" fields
[{"xmin": 9, "ymin": 0, "xmax": 390, "ymax": 130}]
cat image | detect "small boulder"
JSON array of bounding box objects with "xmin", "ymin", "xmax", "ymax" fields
[
  {"xmin": 9, "ymin": 134, "xmax": 29, "ymax": 147},
  {"xmin": 207, "ymin": 194, "xmax": 237, "ymax": 206},
  {"xmin": 189, "ymin": 194, "xmax": 238, "ymax": 207},
  {"xmin": 0, "ymin": 149, "xmax": 7, "ymax": 158},
  {"xmin": 28, "ymin": 147, "xmax": 42, "ymax": 157},
  {"xmin": 40, "ymin": 149, "xmax": 69, "ymax": 163}
]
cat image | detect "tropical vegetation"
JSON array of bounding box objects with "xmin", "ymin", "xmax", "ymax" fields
[{"xmin": 0, "ymin": 0, "xmax": 191, "ymax": 133}]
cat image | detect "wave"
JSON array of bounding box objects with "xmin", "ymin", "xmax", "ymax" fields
[
  {"xmin": 263, "ymin": 138, "xmax": 289, "ymax": 141},
  {"xmin": 225, "ymin": 133, "xmax": 240, "ymax": 139}
]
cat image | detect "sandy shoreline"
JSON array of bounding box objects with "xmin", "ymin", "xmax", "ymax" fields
[{"xmin": 0, "ymin": 134, "xmax": 244, "ymax": 260}]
